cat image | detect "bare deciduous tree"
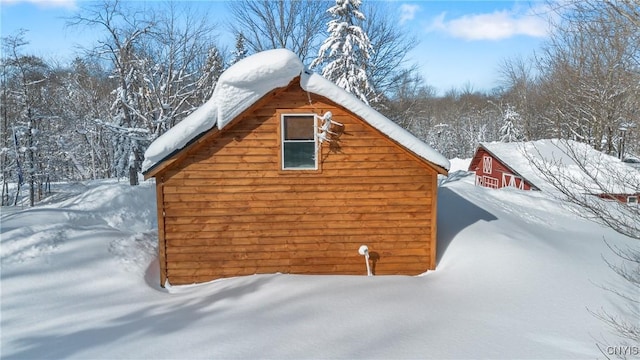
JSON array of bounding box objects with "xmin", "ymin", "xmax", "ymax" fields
[
  {"xmin": 227, "ymin": 0, "xmax": 330, "ymax": 63},
  {"xmin": 537, "ymin": 0, "xmax": 640, "ymax": 156},
  {"xmin": 362, "ymin": 2, "xmax": 418, "ymax": 102},
  {"xmin": 497, "ymin": 56, "xmax": 545, "ymax": 140},
  {"xmin": 69, "ymin": 0, "xmax": 220, "ymax": 185},
  {"xmin": 69, "ymin": 0, "xmax": 154, "ymax": 185},
  {"xmin": 1, "ymin": 30, "xmax": 51, "ymax": 206}
]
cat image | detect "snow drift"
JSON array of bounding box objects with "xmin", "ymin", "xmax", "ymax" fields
[{"xmin": 1, "ymin": 173, "xmax": 635, "ymax": 358}]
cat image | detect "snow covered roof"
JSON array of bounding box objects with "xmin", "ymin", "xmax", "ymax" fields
[
  {"xmin": 479, "ymin": 139, "xmax": 640, "ymax": 195},
  {"xmin": 143, "ymin": 49, "xmax": 450, "ymax": 173}
]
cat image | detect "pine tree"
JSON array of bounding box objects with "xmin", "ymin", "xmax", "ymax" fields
[
  {"xmin": 311, "ymin": 0, "xmax": 375, "ymax": 104},
  {"xmin": 499, "ymin": 105, "xmax": 525, "ymax": 143},
  {"xmin": 197, "ymin": 46, "xmax": 225, "ymax": 101},
  {"xmin": 230, "ymin": 33, "xmax": 248, "ymax": 65}
]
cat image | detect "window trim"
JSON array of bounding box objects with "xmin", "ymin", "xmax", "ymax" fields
[
  {"xmin": 482, "ymin": 155, "xmax": 492, "ymax": 174},
  {"xmin": 280, "ymin": 113, "xmax": 319, "ymax": 171},
  {"xmin": 628, "ymin": 196, "xmax": 638, "ymax": 205}
]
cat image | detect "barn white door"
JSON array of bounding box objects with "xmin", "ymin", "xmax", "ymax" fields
[{"xmin": 501, "ymin": 173, "xmax": 525, "ymax": 189}]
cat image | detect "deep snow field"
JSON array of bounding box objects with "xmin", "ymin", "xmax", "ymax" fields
[{"xmin": 1, "ymin": 160, "xmax": 637, "ymax": 359}]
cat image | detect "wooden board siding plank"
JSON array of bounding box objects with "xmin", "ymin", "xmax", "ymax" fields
[
  {"xmin": 168, "ymin": 259, "xmax": 428, "ymax": 274},
  {"xmin": 167, "ymin": 263, "xmax": 428, "ymax": 276},
  {"xmin": 164, "ymin": 209, "xmax": 431, "ymax": 219},
  {"xmin": 163, "ymin": 186, "xmax": 430, "ymax": 197},
  {"xmin": 167, "ymin": 267, "xmax": 287, "ymax": 279},
  {"xmin": 173, "ymin": 175, "xmax": 431, "ymax": 187},
  {"xmin": 286, "ymin": 264, "xmax": 425, "ymax": 274},
  {"xmin": 163, "ymin": 203, "xmax": 428, "ymax": 214},
  {"xmin": 167, "ymin": 248, "xmax": 429, "ymax": 262},
  {"xmin": 163, "ymin": 182, "xmax": 430, "ymax": 194},
  {"xmin": 164, "ymin": 213, "xmax": 430, "ymax": 225},
  {"xmin": 162, "ymin": 199, "xmax": 430, "ymax": 211},
  {"xmin": 164, "ymin": 212, "xmax": 428, "ymax": 224},
  {"xmin": 165, "ymin": 236, "xmax": 430, "ymax": 248},
  {"xmin": 164, "ymin": 167, "xmax": 432, "ymax": 179},
  {"xmin": 198, "ymin": 251, "xmax": 429, "ymax": 261},
  {"xmin": 167, "ymin": 245, "xmax": 431, "ymax": 256},
  {"xmin": 165, "ymin": 199, "xmax": 432, "ymax": 211},
  {"xmin": 287, "ymin": 256, "xmax": 428, "ymax": 267},
  {"xmin": 177, "ymin": 160, "xmax": 424, "ymax": 172},
  {"xmin": 165, "ymin": 234, "xmax": 429, "ymax": 246},
  {"xmin": 165, "ymin": 241, "xmax": 428, "ymax": 253},
  {"xmin": 162, "ymin": 190, "xmax": 431, "ymax": 203},
  {"xmin": 176, "ymin": 138, "xmax": 406, "ymax": 150},
  {"xmin": 163, "ymin": 226, "xmax": 429, "ymax": 239},
  {"xmin": 165, "ymin": 219, "xmax": 429, "ymax": 233},
  {"xmin": 166, "ymin": 262, "xmax": 429, "ymax": 284},
  {"xmin": 169, "ymin": 259, "xmax": 292, "ymax": 269},
  {"xmin": 163, "ymin": 199, "xmax": 431, "ymax": 211},
  {"xmin": 185, "ymin": 155, "xmax": 276, "ymax": 164},
  {"xmin": 163, "ymin": 204, "xmax": 430, "ymax": 216}
]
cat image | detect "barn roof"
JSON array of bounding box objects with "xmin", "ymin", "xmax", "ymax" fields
[
  {"xmin": 142, "ymin": 49, "xmax": 450, "ymax": 174},
  {"xmin": 477, "ymin": 139, "xmax": 640, "ymax": 195}
]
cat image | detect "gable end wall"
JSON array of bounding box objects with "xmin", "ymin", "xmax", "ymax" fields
[{"xmin": 155, "ymin": 83, "xmax": 439, "ymax": 285}]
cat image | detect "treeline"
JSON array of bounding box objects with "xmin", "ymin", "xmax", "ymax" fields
[
  {"xmin": 1, "ymin": 0, "xmax": 638, "ymax": 206},
  {"xmin": 384, "ymin": 0, "xmax": 640, "ymax": 160}
]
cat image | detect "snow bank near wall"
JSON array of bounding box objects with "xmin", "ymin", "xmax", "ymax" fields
[{"xmin": 143, "ymin": 49, "xmax": 449, "ymax": 173}]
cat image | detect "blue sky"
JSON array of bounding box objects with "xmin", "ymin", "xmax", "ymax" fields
[{"xmin": 0, "ymin": 0, "xmax": 553, "ymax": 95}]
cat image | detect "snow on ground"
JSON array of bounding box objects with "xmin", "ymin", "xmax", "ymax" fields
[
  {"xmin": 1, "ymin": 174, "xmax": 636, "ymax": 359},
  {"xmin": 448, "ymin": 157, "xmax": 471, "ymax": 172}
]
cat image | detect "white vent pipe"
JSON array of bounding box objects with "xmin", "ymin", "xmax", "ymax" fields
[{"xmin": 358, "ymin": 245, "xmax": 372, "ymax": 276}]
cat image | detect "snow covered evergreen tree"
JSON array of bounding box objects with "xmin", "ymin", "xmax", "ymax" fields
[
  {"xmin": 231, "ymin": 33, "xmax": 248, "ymax": 65},
  {"xmin": 311, "ymin": 0, "xmax": 375, "ymax": 104},
  {"xmin": 197, "ymin": 46, "xmax": 225, "ymax": 101},
  {"xmin": 499, "ymin": 105, "xmax": 525, "ymax": 143}
]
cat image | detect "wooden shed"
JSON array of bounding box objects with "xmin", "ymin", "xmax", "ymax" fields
[{"xmin": 143, "ymin": 49, "xmax": 450, "ymax": 286}]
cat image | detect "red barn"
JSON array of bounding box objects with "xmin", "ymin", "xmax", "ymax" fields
[
  {"xmin": 468, "ymin": 143, "xmax": 539, "ymax": 191},
  {"xmin": 468, "ymin": 140, "xmax": 640, "ymax": 205}
]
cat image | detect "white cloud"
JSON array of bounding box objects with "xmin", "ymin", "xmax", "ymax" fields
[
  {"xmin": 0, "ymin": 0, "xmax": 77, "ymax": 10},
  {"xmin": 399, "ymin": 4, "xmax": 420, "ymax": 25},
  {"xmin": 426, "ymin": 6, "xmax": 550, "ymax": 41}
]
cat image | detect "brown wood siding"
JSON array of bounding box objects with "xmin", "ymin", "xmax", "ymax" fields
[{"xmin": 157, "ymin": 83, "xmax": 438, "ymax": 285}]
